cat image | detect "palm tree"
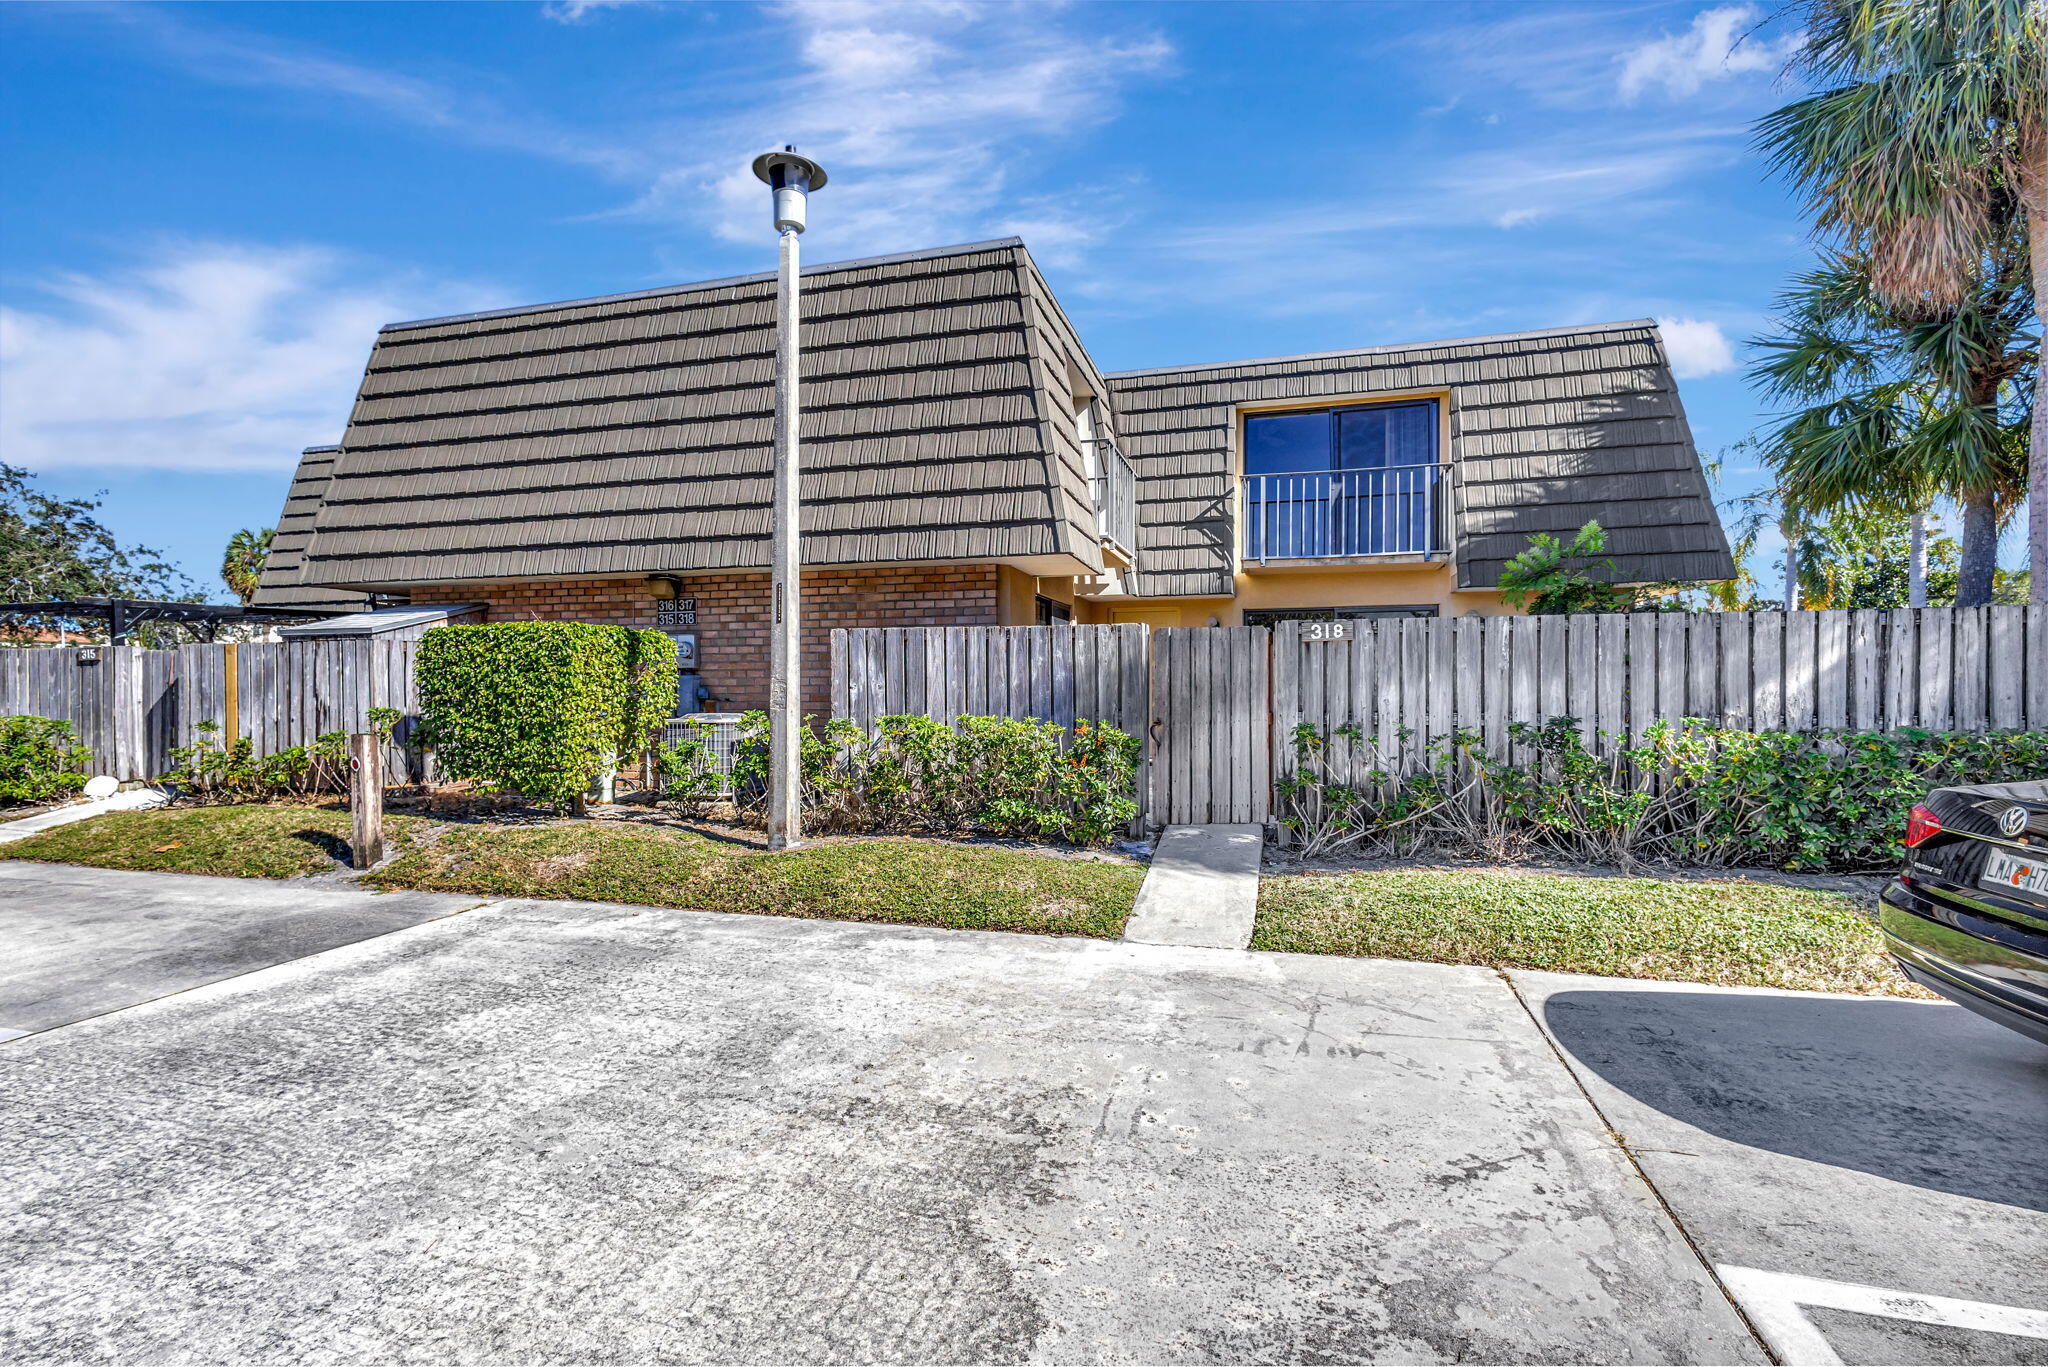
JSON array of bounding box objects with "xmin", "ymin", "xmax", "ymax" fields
[
  {"xmin": 220, "ymin": 527, "xmax": 274, "ymax": 607},
  {"xmin": 1757, "ymin": 0, "xmax": 2046, "ymax": 603},
  {"xmin": 1749, "ymin": 247, "xmax": 2032, "ymax": 605}
]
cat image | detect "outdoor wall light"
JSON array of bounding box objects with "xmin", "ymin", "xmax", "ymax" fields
[{"xmin": 645, "ymin": 574, "xmax": 686, "ymax": 601}]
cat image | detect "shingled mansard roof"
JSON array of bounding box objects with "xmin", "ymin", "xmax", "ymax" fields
[
  {"xmin": 1103, "ymin": 320, "xmax": 1733, "ymax": 596},
  {"xmin": 257, "ymin": 240, "xmax": 1733, "ymax": 605},
  {"xmin": 257, "ymin": 239, "xmax": 1106, "ymax": 601}
]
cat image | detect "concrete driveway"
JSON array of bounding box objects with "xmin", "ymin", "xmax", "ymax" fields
[
  {"xmin": 2, "ymin": 868, "xmax": 2042, "ymax": 1364},
  {"xmin": 0, "ymin": 861, "xmax": 482, "ymax": 1038},
  {"xmin": 1521, "ymin": 973, "xmax": 2048, "ymax": 1366}
]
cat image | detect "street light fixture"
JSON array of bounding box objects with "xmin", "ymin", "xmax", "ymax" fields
[{"xmin": 752, "ymin": 146, "xmax": 826, "ymax": 851}]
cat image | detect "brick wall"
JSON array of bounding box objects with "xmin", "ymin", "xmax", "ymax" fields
[{"xmin": 412, "ymin": 566, "xmax": 1000, "ymax": 713}]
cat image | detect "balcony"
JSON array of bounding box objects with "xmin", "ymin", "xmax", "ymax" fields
[
  {"xmin": 1087, "ymin": 437, "xmax": 1138, "ymax": 565},
  {"xmin": 1242, "ymin": 463, "xmax": 1450, "ymax": 563}
]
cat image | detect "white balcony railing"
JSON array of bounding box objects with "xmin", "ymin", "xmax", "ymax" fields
[
  {"xmin": 1087, "ymin": 437, "xmax": 1138, "ymax": 558},
  {"xmin": 1242, "ymin": 463, "xmax": 1450, "ymax": 561}
]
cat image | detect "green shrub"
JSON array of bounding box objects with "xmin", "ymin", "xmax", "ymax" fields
[
  {"xmin": 0, "ymin": 715, "xmax": 92, "ymax": 806},
  {"xmin": 1277, "ymin": 717, "xmax": 2047, "ymax": 872},
  {"xmin": 160, "ymin": 708, "xmax": 402, "ymax": 804},
  {"xmin": 720, "ymin": 712, "xmax": 1140, "ymax": 845},
  {"xmin": 416, "ymin": 622, "xmax": 678, "ymax": 808}
]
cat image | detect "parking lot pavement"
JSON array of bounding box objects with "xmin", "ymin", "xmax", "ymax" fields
[
  {"xmin": 2, "ymin": 893, "xmax": 1761, "ymax": 1365},
  {"xmin": 1517, "ymin": 971, "xmax": 2048, "ymax": 1367},
  {"xmin": 0, "ymin": 861, "xmax": 483, "ymax": 1037}
]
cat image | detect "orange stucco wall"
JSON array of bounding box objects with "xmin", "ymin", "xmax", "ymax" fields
[{"xmin": 1088, "ymin": 563, "xmax": 1511, "ymax": 627}]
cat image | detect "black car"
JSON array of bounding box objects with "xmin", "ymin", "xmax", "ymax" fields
[{"xmin": 1881, "ymin": 779, "xmax": 2048, "ymax": 1045}]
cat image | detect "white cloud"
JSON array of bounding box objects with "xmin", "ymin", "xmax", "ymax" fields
[
  {"xmin": 1617, "ymin": 5, "xmax": 1799, "ymax": 101},
  {"xmin": 1656, "ymin": 316, "xmax": 1737, "ymax": 377},
  {"xmin": 541, "ymin": 0, "xmax": 640, "ymax": 22},
  {"xmin": 616, "ymin": 1, "xmax": 1173, "ymax": 261},
  {"xmin": 0, "ymin": 243, "xmax": 499, "ymax": 474},
  {"xmin": 94, "ymin": 5, "xmax": 638, "ymax": 177},
  {"xmin": 93, "ymin": 1, "xmax": 1170, "ymax": 267}
]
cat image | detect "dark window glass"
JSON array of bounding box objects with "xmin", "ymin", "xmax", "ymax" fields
[
  {"xmin": 1243, "ymin": 411, "xmax": 1331, "ymax": 476},
  {"xmin": 1035, "ymin": 596, "xmax": 1072, "ymax": 625},
  {"xmin": 1242, "ymin": 605, "xmax": 1438, "ymax": 626},
  {"xmin": 1337, "ymin": 402, "xmax": 1435, "ymax": 470}
]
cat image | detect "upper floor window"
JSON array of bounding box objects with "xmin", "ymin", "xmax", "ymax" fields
[
  {"xmin": 1243, "ymin": 399, "xmax": 1437, "ymax": 476},
  {"xmin": 1242, "ymin": 399, "xmax": 1444, "ymax": 559}
]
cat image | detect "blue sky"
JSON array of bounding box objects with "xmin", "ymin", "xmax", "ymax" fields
[{"xmin": 0, "ymin": 0, "xmax": 1915, "ymax": 599}]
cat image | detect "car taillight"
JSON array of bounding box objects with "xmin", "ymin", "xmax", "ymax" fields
[{"xmin": 1905, "ymin": 804, "xmax": 1943, "ymax": 849}]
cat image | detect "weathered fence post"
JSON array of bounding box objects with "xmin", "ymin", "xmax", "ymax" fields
[{"xmin": 349, "ymin": 732, "xmax": 384, "ymax": 868}]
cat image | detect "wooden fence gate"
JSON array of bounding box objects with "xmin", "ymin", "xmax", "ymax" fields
[{"xmin": 1149, "ymin": 628, "xmax": 1271, "ymax": 825}]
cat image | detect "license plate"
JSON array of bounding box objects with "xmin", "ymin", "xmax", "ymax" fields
[{"xmin": 1982, "ymin": 847, "xmax": 2048, "ymax": 899}]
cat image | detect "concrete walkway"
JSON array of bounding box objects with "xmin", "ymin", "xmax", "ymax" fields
[
  {"xmin": 1121, "ymin": 823, "xmax": 1263, "ymax": 949},
  {"xmin": 0, "ymin": 788, "xmax": 167, "ymax": 846}
]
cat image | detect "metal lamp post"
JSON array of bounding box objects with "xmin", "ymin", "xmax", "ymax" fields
[{"xmin": 752, "ymin": 146, "xmax": 826, "ymax": 851}]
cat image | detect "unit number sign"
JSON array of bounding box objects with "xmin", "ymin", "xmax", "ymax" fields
[
  {"xmin": 1303, "ymin": 620, "xmax": 1355, "ymax": 642},
  {"xmin": 656, "ymin": 597, "xmax": 697, "ymax": 628}
]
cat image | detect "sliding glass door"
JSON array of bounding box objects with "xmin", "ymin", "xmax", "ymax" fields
[{"xmin": 1243, "ymin": 399, "xmax": 1440, "ymax": 559}]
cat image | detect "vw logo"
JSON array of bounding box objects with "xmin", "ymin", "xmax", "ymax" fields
[{"xmin": 1998, "ymin": 806, "xmax": 2028, "ymax": 837}]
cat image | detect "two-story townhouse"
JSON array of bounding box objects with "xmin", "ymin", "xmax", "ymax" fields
[{"xmin": 254, "ymin": 237, "xmax": 1733, "ymax": 710}]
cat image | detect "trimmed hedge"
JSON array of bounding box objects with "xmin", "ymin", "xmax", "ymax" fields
[
  {"xmin": 661, "ymin": 712, "xmax": 1141, "ymax": 845},
  {"xmin": 0, "ymin": 715, "xmax": 91, "ymax": 807},
  {"xmin": 417, "ymin": 622, "xmax": 678, "ymax": 807}
]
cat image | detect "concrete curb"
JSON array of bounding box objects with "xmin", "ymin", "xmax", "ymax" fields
[
  {"xmin": 1121, "ymin": 823, "xmax": 1263, "ymax": 949},
  {"xmin": 0, "ymin": 788, "xmax": 170, "ymax": 845}
]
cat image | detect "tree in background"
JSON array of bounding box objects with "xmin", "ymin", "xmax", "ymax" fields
[
  {"xmin": 1748, "ymin": 246, "xmax": 2033, "ymax": 606},
  {"xmin": 1759, "ymin": 0, "xmax": 2046, "ymax": 603},
  {"xmin": 220, "ymin": 528, "xmax": 274, "ymax": 607},
  {"xmin": 0, "ymin": 463, "xmax": 195, "ymax": 640},
  {"xmin": 1787, "ymin": 502, "xmax": 1964, "ymax": 608},
  {"xmin": 1497, "ymin": 521, "xmax": 1682, "ymax": 614},
  {"xmin": 1718, "ymin": 473, "xmax": 1993, "ymax": 610}
]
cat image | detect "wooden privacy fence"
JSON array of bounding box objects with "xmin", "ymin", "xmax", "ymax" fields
[
  {"xmin": 0, "ymin": 640, "xmax": 426, "ymax": 782},
  {"xmin": 832, "ymin": 624, "xmax": 1152, "ymax": 733},
  {"xmin": 1274, "ymin": 605, "xmax": 2048, "ymax": 786},
  {"xmin": 0, "ymin": 647, "xmax": 175, "ymax": 782},
  {"xmin": 834, "ymin": 607, "xmax": 2046, "ymax": 830},
  {"xmin": 6, "ymin": 608, "xmax": 2038, "ymax": 808}
]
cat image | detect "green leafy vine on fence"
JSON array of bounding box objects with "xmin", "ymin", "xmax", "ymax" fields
[{"xmin": 1276, "ymin": 716, "xmax": 2048, "ymax": 871}]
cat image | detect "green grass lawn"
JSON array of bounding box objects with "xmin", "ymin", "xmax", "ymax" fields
[
  {"xmin": 0, "ymin": 801, "xmax": 1142, "ymax": 937},
  {"xmin": 0, "ymin": 803, "xmax": 418, "ymax": 880},
  {"xmin": 365, "ymin": 822, "xmax": 1141, "ymax": 938},
  {"xmin": 1253, "ymin": 868, "xmax": 1926, "ymax": 996}
]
